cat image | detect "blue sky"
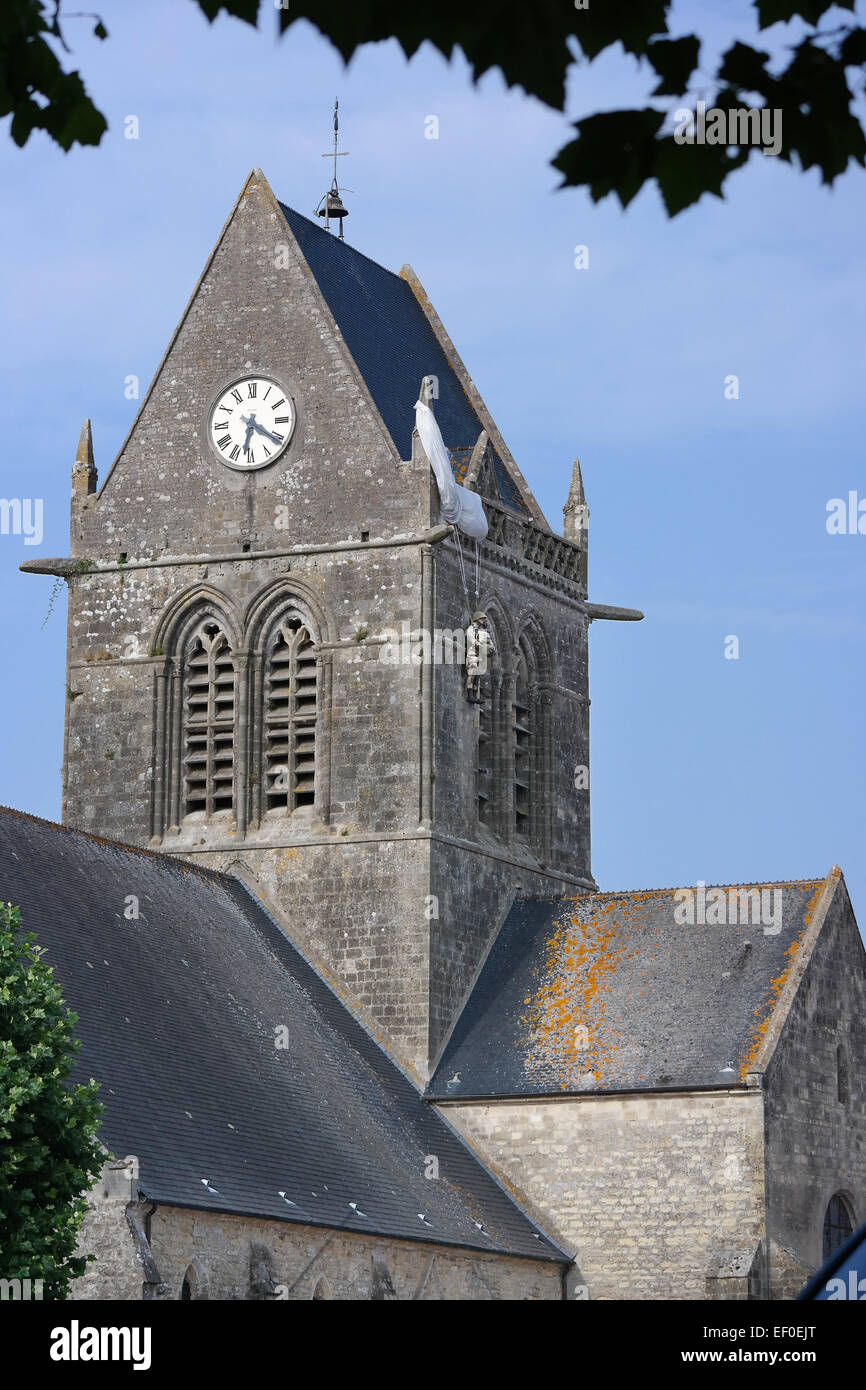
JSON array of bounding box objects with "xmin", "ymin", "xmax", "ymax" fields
[{"xmin": 1, "ymin": 1, "xmax": 864, "ymax": 917}]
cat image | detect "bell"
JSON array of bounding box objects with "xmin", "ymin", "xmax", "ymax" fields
[{"xmin": 318, "ymin": 190, "xmax": 349, "ymax": 221}]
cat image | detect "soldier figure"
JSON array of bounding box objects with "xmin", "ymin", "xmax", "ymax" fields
[{"xmin": 465, "ymin": 611, "xmax": 495, "ymax": 703}]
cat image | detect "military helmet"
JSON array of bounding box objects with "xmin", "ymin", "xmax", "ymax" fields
[{"xmin": 471, "ymin": 611, "xmax": 487, "ymax": 623}]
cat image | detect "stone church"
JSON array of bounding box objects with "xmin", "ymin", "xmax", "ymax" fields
[{"xmin": 6, "ymin": 167, "xmax": 864, "ymax": 1300}]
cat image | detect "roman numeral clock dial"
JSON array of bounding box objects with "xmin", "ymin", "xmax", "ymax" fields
[{"xmin": 208, "ymin": 375, "xmax": 296, "ymax": 471}]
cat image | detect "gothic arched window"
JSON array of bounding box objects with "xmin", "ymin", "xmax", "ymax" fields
[
  {"xmin": 261, "ymin": 614, "xmax": 318, "ymax": 815},
  {"xmin": 182, "ymin": 617, "xmax": 236, "ymax": 818},
  {"xmin": 179, "ymin": 1259, "xmax": 208, "ymax": 1300},
  {"xmin": 149, "ymin": 592, "xmax": 242, "ymax": 840},
  {"xmin": 823, "ymin": 1194, "xmax": 855, "ymax": 1260}
]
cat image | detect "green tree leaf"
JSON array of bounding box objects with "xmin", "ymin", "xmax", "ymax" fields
[
  {"xmin": 552, "ymin": 109, "xmax": 667, "ymax": 210},
  {"xmin": 648, "ymin": 35, "xmax": 701, "ymax": 96}
]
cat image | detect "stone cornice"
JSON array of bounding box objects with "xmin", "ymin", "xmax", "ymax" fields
[{"xmin": 20, "ymin": 525, "xmax": 452, "ymax": 579}]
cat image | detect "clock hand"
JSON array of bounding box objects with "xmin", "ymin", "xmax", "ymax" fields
[
  {"xmin": 240, "ymin": 413, "xmax": 255, "ymax": 451},
  {"xmin": 250, "ymin": 419, "xmax": 282, "ymax": 445}
]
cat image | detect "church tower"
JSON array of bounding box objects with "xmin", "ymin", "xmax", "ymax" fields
[{"xmin": 24, "ymin": 169, "xmax": 640, "ymax": 1078}]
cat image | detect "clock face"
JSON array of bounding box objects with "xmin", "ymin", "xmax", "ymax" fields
[{"xmin": 208, "ymin": 375, "xmax": 296, "ymax": 471}]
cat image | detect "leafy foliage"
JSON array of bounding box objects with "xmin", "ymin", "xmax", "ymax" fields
[
  {"xmin": 552, "ymin": 107, "xmax": 751, "ymax": 218},
  {"xmin": 2, "ymin": 0, "xmax": 866, "ymax": 214},
  {"xmin": 0, "ymin": 0, "xmax": 107, "ymax": 150},
  {"xmin": 275, "ymin": 0, "xmax": 669, "ymax": 110},
  {"xmin": 0, "ymin": 903, "xmax": 104, "ymax": 1299},
  {"xmin": 716, "ymin": 36, "xmax": 866, "ymax": 184},
  {"xmin": 277, "ymin": 0, "xmax": 866, "ymax": 211}
]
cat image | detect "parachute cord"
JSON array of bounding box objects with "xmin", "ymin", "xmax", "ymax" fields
[{"xmin": 454, "ymin": 528, "xmax": 470, "ymax": 610}]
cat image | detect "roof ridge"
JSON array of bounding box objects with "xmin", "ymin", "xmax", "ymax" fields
[
  {"xmin": 519, "ymin": 879, "xmax": 826, "ymax": 903},
  {"xmin": 586, "ymin": 879, "xmax": 826, "ymax": 896}
]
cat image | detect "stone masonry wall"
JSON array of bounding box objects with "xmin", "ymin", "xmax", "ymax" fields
[
  {"xmin": 62, "ymin": 545, "xmax": 439, "ymax": 1074},
  {"xmin": 73, "ymin": 1157, "xmax": 150, "ymax": 1302},
  {"xmin": 146, "ymin": 1205, "xmax": 563, "ymax": 1301},
  {"xmin": 763, "ymin": 877, "xmax": 866, "ymax": 1296},
  {"xmin": 446, "ymin": 1090, "xmax": 767, "ymax": 1300},
  {"xmin": 72, "ymin": 1193, "xmax": 564, "ymax": 1301}
]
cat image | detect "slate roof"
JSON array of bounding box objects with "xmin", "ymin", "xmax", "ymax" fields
[
  {"xmin": 428, "ymin": 882, "xmax": 827, "ymax": 1100},
  {"xmin": 280, "ymin": 203, "xmax": 529, "ymax": 515},
  {"xmin": 0, "ymin": 806, "xmax": 564, "ymax": 1262}
]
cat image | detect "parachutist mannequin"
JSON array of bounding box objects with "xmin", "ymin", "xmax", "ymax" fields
[{"xmin": 465, "ymin": 611, "xmax": 495, "ymax": 703}]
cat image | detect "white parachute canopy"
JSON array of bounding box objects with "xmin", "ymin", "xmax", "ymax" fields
[{"xmin": 414, "ymin": 398, "xmax": 489, "ymax": 541}]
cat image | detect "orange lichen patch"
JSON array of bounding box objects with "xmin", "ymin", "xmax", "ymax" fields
[
  {"xmin": 802, "ymin": 880, "xmax": 827, "ymax": 926},
  {"xmin": 737, "ymin": 936, "xmax": 804, "ymax": 1081},
  {"xmin": 520, "ymin": 900, "xmax": 631, "ymax": 1085}
]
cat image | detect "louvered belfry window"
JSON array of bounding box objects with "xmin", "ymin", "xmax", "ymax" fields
[
  {"xmin": 264, "ymin": 617, "xmax": 317, "ymax": 812},
  {"xmin": 183, "ymin": 619, "xmax": 236, "ymax": 816}
]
